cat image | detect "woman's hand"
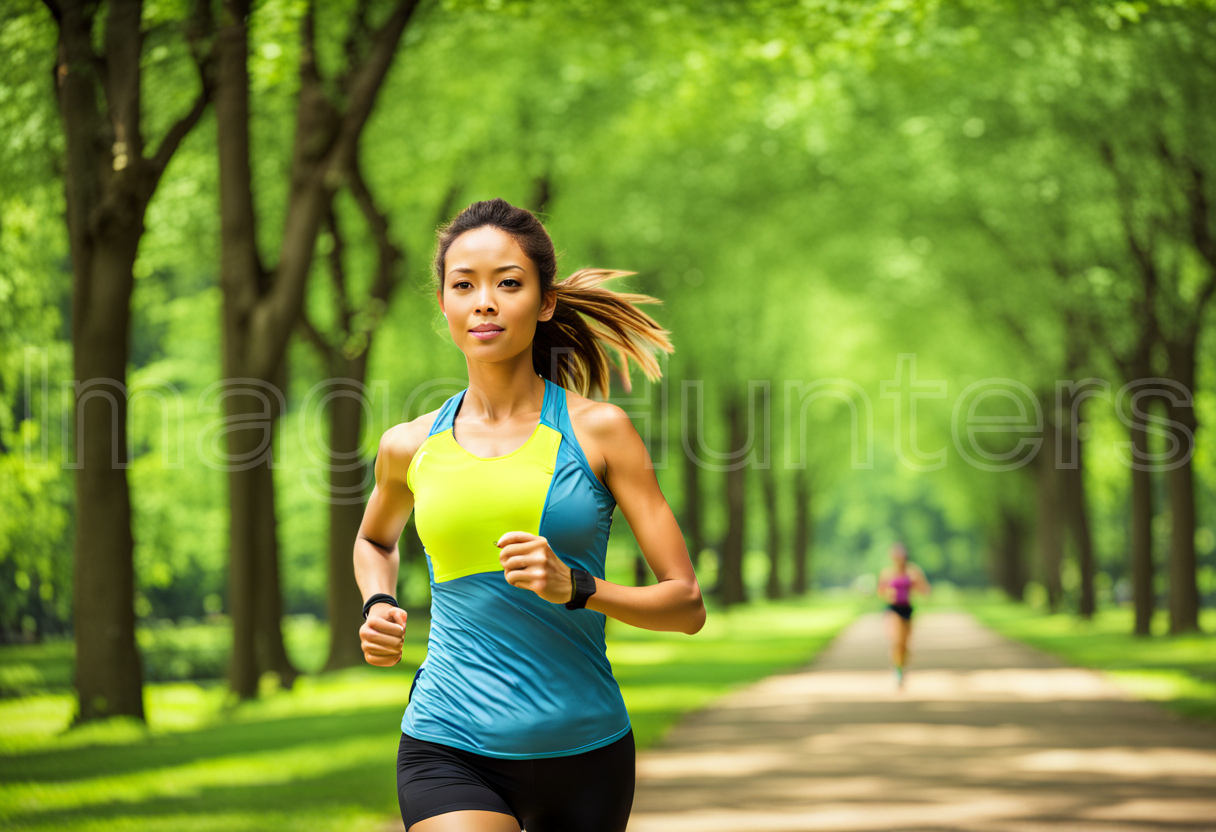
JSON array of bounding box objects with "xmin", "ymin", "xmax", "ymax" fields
[
  {"xmin": 497, "ymin": 531, "xmax": 575, "ymax": 605},
  {"xmin": 360, "ymin": 603, "xmax": 409, "ymax": 667}
]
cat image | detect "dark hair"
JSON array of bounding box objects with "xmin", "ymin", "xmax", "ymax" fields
[{"xmin": 433, "ymin": 198, "xmax": 673, "ymax": 398}]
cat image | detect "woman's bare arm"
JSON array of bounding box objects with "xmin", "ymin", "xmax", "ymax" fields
[
  {"xmin": 354, "ymin": 426, "xmax": 411, "ymax": 608},
  {"xmin": 575, "ymin": 400, "xmax": 705, "ymax": 635},
  {"xmin": 876, "ymin": 568, "xmax": 892, "ymax": 603},
  {"xmin": 353, "ymin": 413, "xmax": 435, "ymax": 665}
]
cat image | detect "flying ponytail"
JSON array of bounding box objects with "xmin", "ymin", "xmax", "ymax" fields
[{"xmin": 434, "ymin": 199, "xmax": 673, "ymax": 398}]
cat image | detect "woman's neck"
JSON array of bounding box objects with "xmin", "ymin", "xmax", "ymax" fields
[{"xmin": 463, "ymin": 355, "xmax": 545, "ymax": 422}]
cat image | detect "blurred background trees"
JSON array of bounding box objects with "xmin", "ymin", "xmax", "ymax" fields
[{"xmin": 1, "ymin": 0, "xmax": 1213, "ymax": 721}]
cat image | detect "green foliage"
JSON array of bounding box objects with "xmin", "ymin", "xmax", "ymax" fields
[{"xmin": 2, "ymin": 0, "xmax": 1215, "ymax": 631}]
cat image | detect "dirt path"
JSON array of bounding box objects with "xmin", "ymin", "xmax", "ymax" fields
[{"xmin": 626, "ymin": 609, "xmax": 1216, "ymax": 832}]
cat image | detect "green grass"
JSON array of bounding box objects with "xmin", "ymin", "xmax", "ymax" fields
[
  {"xmin": 0, "ymin": 616, "xmax": 335, "ymax": 699},
  {"xmin": 0, "ymin": 594, "xmax": 861, "ymax": 832},
  {"xmin": 954, "ymin": 589, "xmax": 1216, "ymax": 724}
]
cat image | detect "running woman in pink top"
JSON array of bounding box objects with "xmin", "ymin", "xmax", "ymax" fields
[{"xmin": 876, "ymin": 542, "xmax": 930, "ymax": 689}]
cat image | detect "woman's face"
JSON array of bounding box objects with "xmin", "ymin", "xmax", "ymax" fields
[{"xmin": 437, "ymin": 226, "xmax": 555, "ymax": 365}]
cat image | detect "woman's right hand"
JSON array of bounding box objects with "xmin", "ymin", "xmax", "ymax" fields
[{"xmin": 360, "ymin": 603, "xmax": 409, "ymax": 667}]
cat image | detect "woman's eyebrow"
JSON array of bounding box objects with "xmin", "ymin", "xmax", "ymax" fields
[{"xmin": 448, "ymin": 264, "xmax": 526, "ymax": 275}]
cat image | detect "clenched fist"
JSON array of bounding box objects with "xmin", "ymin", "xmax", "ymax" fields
[
  {"xmin": 361, "ymin": 603, "xmax": 409, "ymax": 667},
  {"xmin": 497, "ymin": 531, "xmax": 575, "ymax": 605}
]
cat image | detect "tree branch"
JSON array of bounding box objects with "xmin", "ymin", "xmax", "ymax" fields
[
  {"xmin": 297, "ymin": 309, "xmax": 334, "ymax": 364},
  {"xmin": 331, "ymin": 0, "xmax": 421, "ymax": 170},
  {"xmin": 146, "ymin": 0, "xmax": 216, "ymax": 190},
  {"xmin": 349, "ymin": 158, "xmax": 404, "ymax": 304},
  {"xmin": 340, "ymin": 0, "xmax": 374, "ymax": 93},
  {"xmin": 249, "ymin": 0, "xmax": 416, "ymax": 379},
  {"xmin": 40, "ymin": 0, "xmax": 63, "ymax": 24},
  {"xmin": 324, "ymin": 206, "xmax": 353, "ymax": 332}
]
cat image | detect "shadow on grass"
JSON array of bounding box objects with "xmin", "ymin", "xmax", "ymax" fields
[
  {"xmin": 4, "ymin": 752, "xmax": 401, "ymax": 829},
  {"xmin": 0, "ymin": 703, "xmax": 407, "ymax": 785}
]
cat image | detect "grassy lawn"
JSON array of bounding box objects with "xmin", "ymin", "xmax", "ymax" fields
[
  {"xmin": 954, "ymin": 589, "xmax": 1216, "ymax": 724},
  {"xmin": 0, "ymin": 594, "xmax": 861, "ymax": 832}
]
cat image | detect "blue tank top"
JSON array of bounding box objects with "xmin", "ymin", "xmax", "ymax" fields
[{"xmin": 400, "ymin": 377, "xmax": 632, "ymax": 758}]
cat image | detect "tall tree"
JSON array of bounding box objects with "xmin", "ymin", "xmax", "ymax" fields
[
  {"xmin": 718, "ymin": 390, "xmax": 748, "ymax": 607},
  {"xmin": 790, "ymin": 467, "xmax": 812, "ymax": 596},
  {"xmin": 680, "ymin": 364, "xmax": 705, "ymax": 570},
  {"xmin": 44, "ymin": 0, "xmax": 214, "ymax": 722},
  {"xmin": 301, "ymin": 176, "xmax": 458, "ymax": 671},
  {"xmin": 1036, "ymin": 414, "xmax": 1065, "ymax": 613},
  {"xmin": 995, "ymin": 506, "xmax": 1028, "ymax": 601},
  {"xmin": 215, "ymin": 0, "xmax": 418, "ymax": 698},
  {"xmin": 761, "ymin": 461, "xmax": 781, "ymax": 601}
]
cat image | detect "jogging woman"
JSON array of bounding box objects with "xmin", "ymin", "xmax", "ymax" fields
[
  {"xmin": 877, "ymin": 541, "xmax": 930, "ymax": 689},
  {"xmin": 352, "ymin": 198, "xmax": 705, "ymax": 832}
]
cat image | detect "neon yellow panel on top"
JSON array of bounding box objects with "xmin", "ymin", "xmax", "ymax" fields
[{"xmin": 408, "ymin": 423, "xmax": 562, "ymax": 583}]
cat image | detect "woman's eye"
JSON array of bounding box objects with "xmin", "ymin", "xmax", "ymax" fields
[
  {"xmin": 453, "ymin": 281, "xmax": 471, "ymax": 289},
  {"xmin": 500, "ymin": 278, "xmax": 522, "ymax": 287}
]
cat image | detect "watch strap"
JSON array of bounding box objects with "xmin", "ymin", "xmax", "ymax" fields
[
  {"xmin": 565, "ymin": 568, "xmax": 597, "ymax": 610},
  {"xmin": 362, "ymin": 592, "xmax": 399, "ymax": 619}
]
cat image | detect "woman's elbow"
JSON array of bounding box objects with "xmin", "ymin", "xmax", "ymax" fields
[{"xmin": 682, "ymin": 584, "xmax": 707, "ymax": 635}]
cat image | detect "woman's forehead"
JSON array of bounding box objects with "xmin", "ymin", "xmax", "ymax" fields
[{"xmin": 446, "ymin": 226, "xmax": 531, "ymax": 270}]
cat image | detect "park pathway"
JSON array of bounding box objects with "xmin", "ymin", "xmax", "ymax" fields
[{"xmin": 626, "ymin": 610, "xmax": 1216, "ymax": 832}]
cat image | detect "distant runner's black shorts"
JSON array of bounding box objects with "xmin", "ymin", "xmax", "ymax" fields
[
  {"xmin": 396, "ymin": 729, "xmax": 635, "ymax": 831},
  {"xmin": 887, "ymin": 602, "xmax": 913, "ymax": 620}
]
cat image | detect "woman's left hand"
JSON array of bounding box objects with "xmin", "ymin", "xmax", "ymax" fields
[{"xmin": 497, "ymin": 531, "xmax": 574, "ymax": 605}]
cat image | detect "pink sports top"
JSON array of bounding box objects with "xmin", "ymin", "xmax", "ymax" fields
[{"xmin": 884, "ymin": 572, "xmax": 913, "ymax": 605}]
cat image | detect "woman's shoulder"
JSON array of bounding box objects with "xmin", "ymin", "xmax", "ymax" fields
[
  {"xmin": 376, "ymin": 409, "xmax": 444, "ymax": 484},
  {"xmin": 563, "ymin": 387, "xmax": 634, "ymax": 443}
]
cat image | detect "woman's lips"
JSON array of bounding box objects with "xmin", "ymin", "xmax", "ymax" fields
[{"xmin": 469, "ymin": 328, "xmax": 503, "ymax": 340}]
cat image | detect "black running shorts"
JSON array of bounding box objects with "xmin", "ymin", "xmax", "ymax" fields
[
  {"xmin": 396, "ymin": 729, "xmax": 635, "ymax": 831},
  {"xmin": 887, "ymin": 602, "xmax": 913, "ymax": 620}
]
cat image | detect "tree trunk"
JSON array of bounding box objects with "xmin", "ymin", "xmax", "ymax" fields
[
  {"xmin": 52, "ymin": 0, "xmax": 212, "ymax": 722},
  {"xmin": 997, "ymin": 507, "xmax": 1027, "ymax": 601},
  {"xmin": 323, "ymin": 374, "xmax": 373, "ymax": 671},
  {"xmin": 681, "ymin": 380, "xmax": 705, "ymax": 570},
  {"xmin": 221, "ymin": 392, "xmax": 267, "ymax": 697},
  {"xmin": 402, "ymin": 523, "xmax": 422, "ymax": 561},
  {"xmin": 1036, "ymin": 422, "xmax": 1064, "ymax": 613},
  {"xmin": 762, "ymin": 463, "xmax": 781, "ymax": 600},
  {"xmin": 217, "ymin": 0, "xmax": 289, "ymax": 698},
  {"xmin": 215, "ymin": 0, "xmax": 417, "ymax": 697},
  {"xmin": 791, "ymin": 468, "xmax": 811, "ymax": 596},
  {"xmin": 1129, "ymin": 407, "xmax": 1155, "ymax": 636},
  {"xmin": 71, "ymin": 238, "xmax": 145, "ymax": 723},
  {"xmin": 633, "ymin": 551, "xmax": 650, "ymax": 586},
  {"xmin": 314, "ymin": 168, "xmax": 418, "ymax": 670},
  {"xmin": 1165, "ymin": 341, "xmax": 1201, "ymax": 634},
  {"xmin": 719, "ymin": 393, "xmax": 748, "ymax": 607},
  {"xmin": 1061, "ymin": 404, "xmax": 1096, "ymax": 619}
]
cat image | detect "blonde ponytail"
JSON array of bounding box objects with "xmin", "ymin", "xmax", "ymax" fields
[{"xmin": 533, "ymin": 269, "xmax": 674, "ymax": 399}]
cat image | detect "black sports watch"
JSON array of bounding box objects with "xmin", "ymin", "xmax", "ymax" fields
[
  {"xmin": 565, "ymin": 568, "xmax": 597, "ymax": 610},
  {"xmin": 362, "ymin": 592, "xmax": 399, "ymax": 619}
]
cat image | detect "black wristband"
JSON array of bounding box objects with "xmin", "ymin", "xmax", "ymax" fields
[
  {"xmin": 565, "ymin": 569, "xmax": 597, "ymax": 610},
  {"xmin": 362, "ymin": 592, "xmax": 399, "ymax": 619}
]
